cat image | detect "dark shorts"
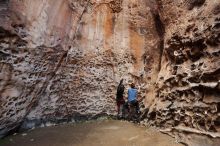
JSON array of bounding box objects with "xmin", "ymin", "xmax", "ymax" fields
[
  {"xmin": 129, "ymin": 100, "xmax": 138, "ymax": 106},
  {"xmin": 116, "ymin": 98, "xmax": 125, "ymax": 106},
  {"xmin": 128, "ymin": 100, "xmax": 139, "ymax": 112}
]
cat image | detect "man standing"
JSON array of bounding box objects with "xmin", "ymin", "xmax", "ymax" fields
[
  {"xmin": 127, "ymin": 83, "xmax": 140, "ymax": 115},
  {"xmin": 116, "ymin": 79, "xmax": 125, "ymax": 118}
]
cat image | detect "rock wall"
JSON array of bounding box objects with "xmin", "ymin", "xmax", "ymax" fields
[
  {"xmin": 146, "ymin": 0, "xmax": 220, "ymax": 145},
  {"xmin": 0, "ymin": 0, "xmax": 162, "ymax": 137},
  {"xmin": 0, "ymin": 0, "xmax": 220, "ymax": 145}
]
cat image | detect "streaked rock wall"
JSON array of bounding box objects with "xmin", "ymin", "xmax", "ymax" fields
[
  {"xmin": 1, "ymin": 0, "xmax": 219, "ymax": 145},
  {"xmin": 0, "ymin": 0, "xmax": 161, "ymax": 137}
]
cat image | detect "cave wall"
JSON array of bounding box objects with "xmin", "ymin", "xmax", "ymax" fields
[
  {"xmin": 0, "ymin": 0, "xmax": 220, "ymax": 145},
  {"xmin": 0, "ymin": 0, "xmax": 162, "ymax": 137},
  {"xmin": 146, "ymin": 0, "xmax": 220, "ymax": 145}
]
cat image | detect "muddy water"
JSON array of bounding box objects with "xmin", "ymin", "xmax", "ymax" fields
[{"xmin": 0, "ymin": 120, "xmax": 183, "ymax": 146}]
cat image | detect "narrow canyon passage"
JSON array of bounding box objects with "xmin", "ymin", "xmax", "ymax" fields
[
  {"xmin": 0, "ymin": 0, "xmax": 220, "ymax": 146},
  {"xmin": 0, "ymin": 120, "xmax": 183, "ymax": 146}
]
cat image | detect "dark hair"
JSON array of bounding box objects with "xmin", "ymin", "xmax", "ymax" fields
[{"xmin": 130, "ymin": 83, "xmax": 135, "ymax": 88}]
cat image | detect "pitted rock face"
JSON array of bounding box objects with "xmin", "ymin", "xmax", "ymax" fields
[
  {"xmin": 146, "ymin": 0, "xmax": 220, "ymax": 145},
  {"xmin": 0, "ymin": 0, "xmax": 220, "ymax": 145},
  {"xmin": 0, "ymin": 0, "xmax": 161, "ymax": 138}
]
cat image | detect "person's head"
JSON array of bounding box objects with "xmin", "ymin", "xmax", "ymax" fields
[{"xmin": 130, "ymin": 83, "xmax": 135, "ymax": 88}]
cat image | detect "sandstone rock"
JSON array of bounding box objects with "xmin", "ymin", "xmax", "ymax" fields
[
  {"xmin": 146, "ymin": 0, "xmax": 220, "ymax": 145},
  {"xmin": 0, "ymin": 0, "xmax": 161, "ymax": 138},
  {"xmin": 0, "ymin": 0, "xmax": 219, "ymax": 145}
]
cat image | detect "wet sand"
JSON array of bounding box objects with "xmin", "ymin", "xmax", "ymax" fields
[{"xmin": 0, "ymin": 120, "xmax": 183, "ymax": 146}]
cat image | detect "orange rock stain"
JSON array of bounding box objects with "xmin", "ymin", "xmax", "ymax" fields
[{"xmin": 129, "ymin": 29, "xmax": 145, "ymax": 71}]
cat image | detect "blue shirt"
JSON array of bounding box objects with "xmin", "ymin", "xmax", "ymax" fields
[{"xmin": 128, "ymin": 88, "xmax": 137, "ymax": 102}]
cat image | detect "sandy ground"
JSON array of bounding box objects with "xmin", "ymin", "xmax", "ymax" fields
[{"xmin": 0, "ymin": 120, "xmax": 183, "ymax": 146}]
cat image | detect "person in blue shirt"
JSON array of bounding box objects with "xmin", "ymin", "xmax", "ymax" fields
[{"xmin": 127, "ymin": 83, "xmax": 140, "ymax": 115}]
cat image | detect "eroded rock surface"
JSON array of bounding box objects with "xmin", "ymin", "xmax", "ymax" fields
[
  {"xmin": 0, "ymin": 0, "xmax": 220, "ymax": 145},
  {"xmin": 0, "ymin": 0, "xmax": 161, "ymax": 138},
  {"xmin": 146, "ymin": 0, "xmax": 220, "ymax": 145}
]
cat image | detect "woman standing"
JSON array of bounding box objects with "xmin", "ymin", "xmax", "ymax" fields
[{"xmin": 116, "ymin": 79, "xmax": 125, "ymax": 118}]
